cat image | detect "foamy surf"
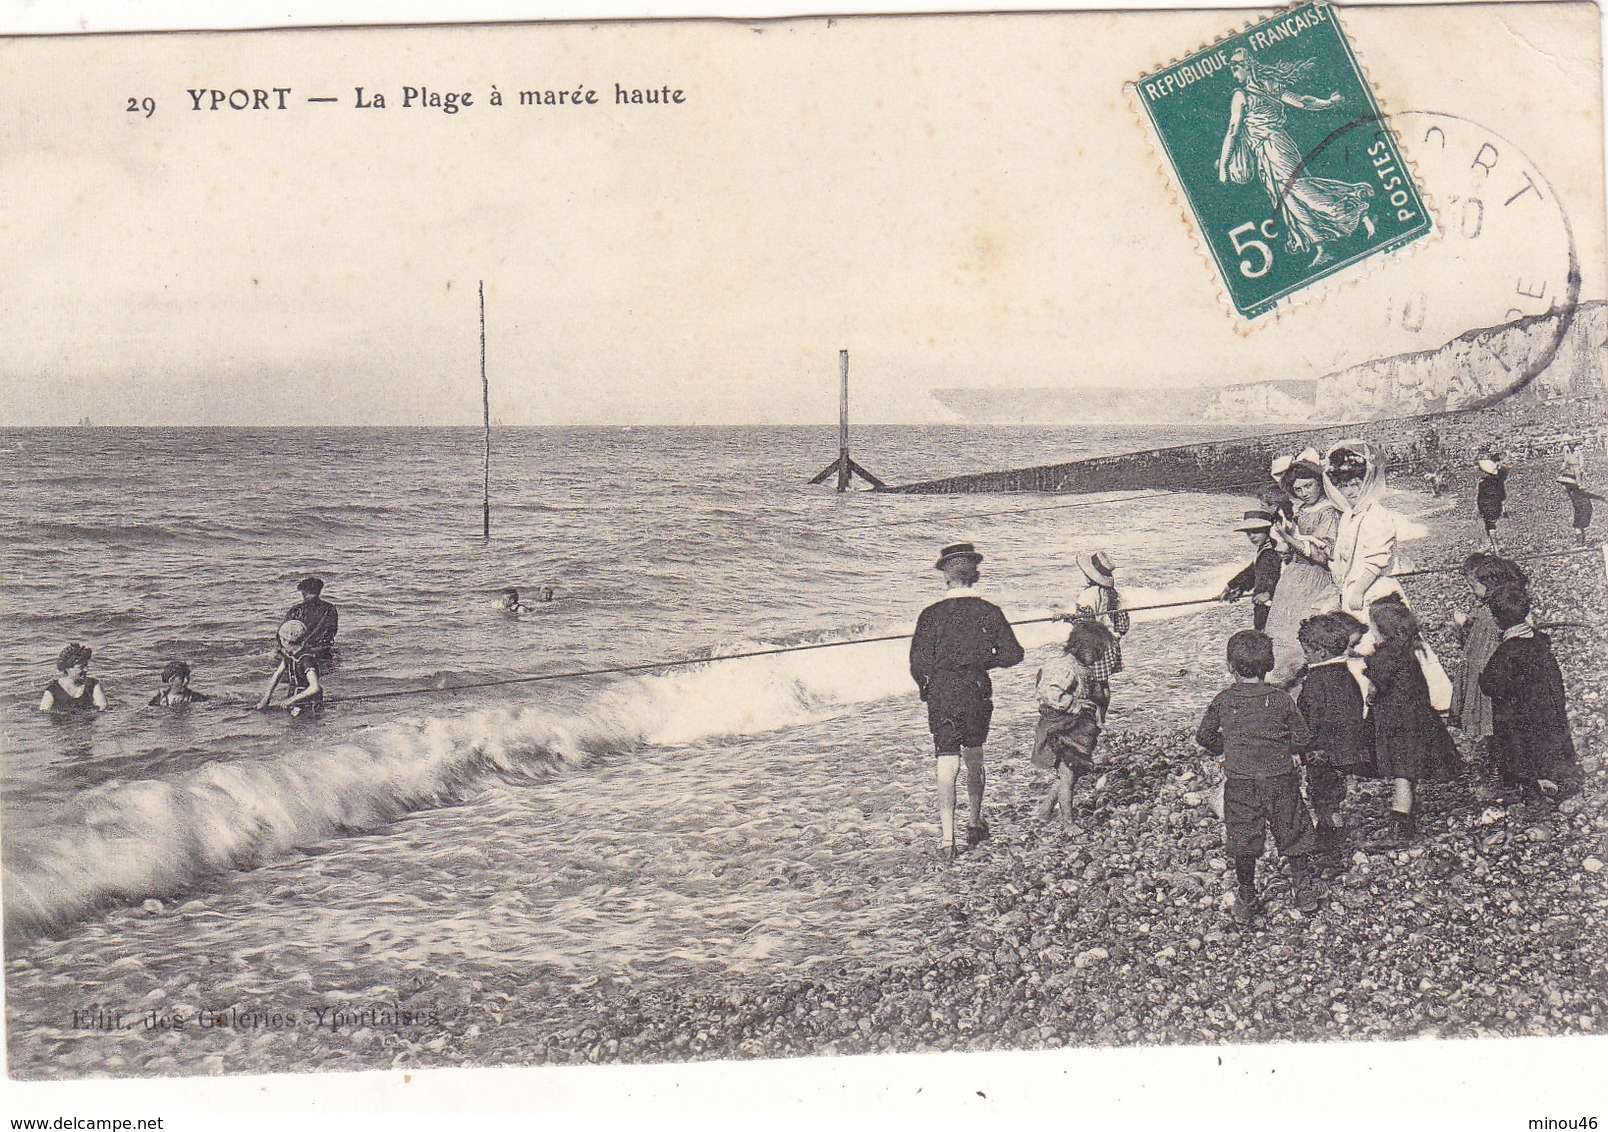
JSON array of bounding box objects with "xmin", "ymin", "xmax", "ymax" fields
[{"xmin": 2, "ymin": 624, "xmax": 942, "ymax": 938}]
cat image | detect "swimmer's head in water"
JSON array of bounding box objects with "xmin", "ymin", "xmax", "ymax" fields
[
  {"xmin": 278, "ymin": 620, "xmax": 308, "ymax": 647},
  {"xmin": 57, "ymin": 643, "xmax": 92, "ymax": 673},
  {"xmin": 297, "ymin": 577, "xmax": 324, "ymax": 596},
  {"xmin": 160, "ymin": 660, "xmax": 191, "ymax": 684}
]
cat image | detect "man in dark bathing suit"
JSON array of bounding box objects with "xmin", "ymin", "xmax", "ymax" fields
[{"xmin": 285, "ymin": 576, "xmax": 338, "ymax": 659}]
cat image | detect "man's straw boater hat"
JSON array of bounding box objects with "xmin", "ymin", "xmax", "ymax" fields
[
  {"xmin": 1478, "ymin": 458, "xmax": 1501, "ymax": 475},
  {"xmin": 935, "ymin": 542, "xmax": 984, "ymax": 570},
  {"xmin": 1558, "ymin": 474, "xmax": 1581, "ymax": 487},
  {"xmin": 1233, "ymin": 509, "xmax": 1277, "ymax": 532}
]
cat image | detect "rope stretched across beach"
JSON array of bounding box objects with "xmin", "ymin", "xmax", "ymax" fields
[{"xmin": 324, "ymin": 542, "xmax": 1605, "ymax": 706}]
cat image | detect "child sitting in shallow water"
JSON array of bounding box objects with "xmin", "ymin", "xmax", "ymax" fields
[{"xmin": 149, "ymin": 660, "xmax": 210, "ymax": 707}]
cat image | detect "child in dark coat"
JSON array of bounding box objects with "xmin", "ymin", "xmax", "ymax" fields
[
  {"xmin": 1476, "ymin": 457, "xmax": 1508, "ymax": 550},
  {"xmin": 1195, "ymin": 630, "xmax": 1320, "ymax": 923},
  {"xmin": 1364, "ymin": 597, "xmax": 1460, "ymax": 846},
  {"xmin": 1480, "ymin": 586, "xmax": 1580, "ymax": 807},
  {"xmin": 1220, "ymin": 511, "xmax": 1282, "ymax": 632},
  {"xmin": 1295, "ymin": 615, "xmax": 1370, "ymax": 869},
  {"xmin": 1558, "ymin": 474, "xmax": 1604, "ymax": 546}
]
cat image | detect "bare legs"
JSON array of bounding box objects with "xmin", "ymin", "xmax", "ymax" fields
[
  {"xmin": 1036, "ymin": 764, "xmax": 1079, "ymax": 827},
  {"xmin": 935, "ymin": 746, "xmax": 986, "ymax": 854}
]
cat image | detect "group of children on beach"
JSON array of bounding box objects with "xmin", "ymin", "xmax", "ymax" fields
[{"xmin": 1030, "ymin": 544, "xmax": 1580, "ymax": 924}]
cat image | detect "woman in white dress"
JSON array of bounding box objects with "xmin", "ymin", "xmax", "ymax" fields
[{"xmin": 1323, "ymin": 440, "xmax": 1404, "ymax": 615}]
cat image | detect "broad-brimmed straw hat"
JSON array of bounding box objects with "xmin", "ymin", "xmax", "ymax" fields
[
  {"xmin": 935, "ymin": 542, "xmax": 984, "ymax": 570},
  {"xmin": 1478, "ymin": 458, "xmax": 1501, "ymax": 475},
  {"xmin": 1233, "ymin": 509, "xmax": 1276, "ymax": 532},
  {"xmin": 1079, "ymin": 550, "xmax": 1117, "ymax": 586},
  {"xmin": 1557, "ymin": 474, "xmax": 1581, "ymax": 488}
]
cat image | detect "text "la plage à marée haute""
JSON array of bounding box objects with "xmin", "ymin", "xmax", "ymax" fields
[{"xmin": 181, "ymin": 84, "xmax": 686, "ymax": 114}]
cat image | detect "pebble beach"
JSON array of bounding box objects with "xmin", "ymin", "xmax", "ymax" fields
[{"xmin": 6, "ymin": 441, "xmax": 1605, "ymax": 1079}]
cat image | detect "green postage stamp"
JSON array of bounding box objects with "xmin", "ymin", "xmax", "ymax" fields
[{"xmin": 1134, "ymin": 2, "xmax": 1431, "ymax": 319}]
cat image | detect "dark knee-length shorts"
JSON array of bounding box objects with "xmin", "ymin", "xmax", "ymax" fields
[
  {"xmin": 1224, "ymin": 772, "xmax": 1316, "ymax": 858},
  {"xmin": 925, "ymin": 671, "xmax": 993, "ymax": 753}
]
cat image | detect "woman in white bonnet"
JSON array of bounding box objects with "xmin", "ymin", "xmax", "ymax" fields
[{"xmin": 1323, "ymin": 439, "xmax": 1404, "ymax": 615}]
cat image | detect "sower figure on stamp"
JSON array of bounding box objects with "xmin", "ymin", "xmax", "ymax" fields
[
  {"xmin": 910, "ymin": 543, "xmax": 1024, "ymax": 860},
  {"xmin": 1216, "ymin": 48, "xmax": 1375, "ymax": 268}
]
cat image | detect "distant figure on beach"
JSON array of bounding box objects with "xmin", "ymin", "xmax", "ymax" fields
[
  {"xmin": 257, "ymin": 620, "xmax": 325, "ymax": 716},
  {"xmin": 1264, "ymin": 449, "xmax": 1341, "ymax": 686},
  {"xmin": 1056, "ymin": 551, "xmax": 1129, "ymax": 681},
  {"xmin": 1475, "ymin": 457, "xmax": 1508, "ymax": 551},
  {"xmin": 1480, "ymin": 585, "xmax": 1580, "ymax": 810},
  {"xmin": 1560, "ymin": 441, "xmax": 1585, "ymax": 484},
  {"xmin": 39, "ymin": 643, "xmax": 107, "ymax": 713},
  {"xmin": 148, "ymin": 660, "xmax": 209, "ymax": 707},
  {"xmin": 1032, "ymin": 620, "xmax": 1114, "ymax": 828},
  {"xmin": 1424, "ymin": 465, "xmax": 1449, "ymax": 497},
  {"xmin": 285, "ymin": 577, "xmax": 338, "ymax": 658},
  {"xmin": 1220, "ymin": 510, "xmax": 1281, "ymax": 631},
  {"xmin": 1557, "ymin": 474, "xmax": 1603, "ymax": 546},
  {"xmin": 1215, "ymin": 48, "xmax": 1374, "ymax": 268},
  {"xmin": 909, "ymin": 542, "xmax": 1024, "ymax": 859},
  {"xmin": 1194, "ymin": 629, "xmax": 1321, "ymax": 924}
]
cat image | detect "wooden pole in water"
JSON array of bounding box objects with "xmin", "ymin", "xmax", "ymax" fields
[
  {"xmin": 809, "ymin": 348, "xmax": 886, "ymax": 490},
  {"xmin": 480, "ymin": 280, "xmax": 490, "ymax": 540},
  {"xmin": 837, "ymin": 349, "xmax": 851, "ymax": 492}
]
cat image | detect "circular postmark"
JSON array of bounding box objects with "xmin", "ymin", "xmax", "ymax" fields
[{"xmin": 1260, "ymin": 110, "xmax": 1580, "ymax": 417}]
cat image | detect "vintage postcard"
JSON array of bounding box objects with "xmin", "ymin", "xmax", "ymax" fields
[{"xmin": 1, "ymin": 0, "xmax": 1605, "ymax": 1114}]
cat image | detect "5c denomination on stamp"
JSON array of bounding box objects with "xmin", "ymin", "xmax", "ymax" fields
[{"xmin": 1133, "ymin": 1, "xmax": 1432, "ymax": 319}]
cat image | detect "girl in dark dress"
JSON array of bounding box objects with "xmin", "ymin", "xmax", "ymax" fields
[
  {"xmin": 1480, "ymin": 586, "xmax": 1580, "ymax": 807},
  {"xmin": 1365, "ymin": 598, "xmax": 1459, "ymax": 845},
  {"xmin": 38, "ymin": 643, "xmax": 107, "ymax": 713},
  {"xmin": 1476, "ymin": 457, "xmax": 1508, "ymax": 551}
]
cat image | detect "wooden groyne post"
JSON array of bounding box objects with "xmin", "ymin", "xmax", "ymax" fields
[
  {"xmin": 810, "ymin": 349, "xmax": 886, "ymax": 491},
  {"xmin": 480, "ymin": 280, "xmax": 491, "ymax": 539}
]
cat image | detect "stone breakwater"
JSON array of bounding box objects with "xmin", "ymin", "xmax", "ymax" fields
[
  {"xmin": 13, "ymin": 448, "xmax": 1602, "ymax": 1077},
  {"xmin": 891, "ymin": 399, "xmax": 1606, "ymax": 496}
]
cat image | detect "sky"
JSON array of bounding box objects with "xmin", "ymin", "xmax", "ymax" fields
[{"xmin": 0, "ymin": 2, "xmax": 1602, "ymax": 425}]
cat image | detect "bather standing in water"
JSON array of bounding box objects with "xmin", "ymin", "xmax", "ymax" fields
[{"xmin": 39, "ymin": 643, "xmax": 107, "ymax": 713}]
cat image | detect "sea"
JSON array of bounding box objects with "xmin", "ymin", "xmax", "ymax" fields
[{"xmin": 0, "ymin": 424, "xmax": 1441, "ymax": 1067}]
